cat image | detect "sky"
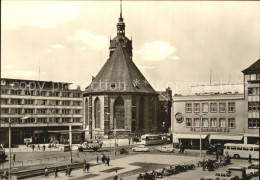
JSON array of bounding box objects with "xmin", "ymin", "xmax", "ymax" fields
[{"xmin": 2, "ymin": 0, "xmax": 260, "ymax": 94}]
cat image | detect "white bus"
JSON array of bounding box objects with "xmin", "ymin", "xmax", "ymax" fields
[
  {"xmin": 141, "ymin": 134, "xmax": 166, "ymax": 146},
  {"xmin": 224, "ymin": 143, "xmax": 259, "ymax": 159}
]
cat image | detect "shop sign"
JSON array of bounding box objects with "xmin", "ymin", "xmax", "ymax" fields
[{"xmin": 175, "ymin": 112, "xmax": 184, "ymax": 123}]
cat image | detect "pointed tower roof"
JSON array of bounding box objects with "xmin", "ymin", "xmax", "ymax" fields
[
  {"xmin": 85, "ymin": 44, "xmax": 157, "ymax": 95},
  {"xmin": 242, "ymin": 59, "xmax": 260, "ymax": 74}
]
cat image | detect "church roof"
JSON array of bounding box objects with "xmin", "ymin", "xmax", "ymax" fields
[
  {"xmin": 242, "ymin": 59, "xmax": 260, "ymax": 74},
  {"xmin": 85, "ymin": 44, "xmax": 157, "ymax": 95}
]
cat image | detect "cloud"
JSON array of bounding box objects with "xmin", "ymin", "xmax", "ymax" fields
[
  {"xmin": 2, "ymin": 1, "xmax": 83, "ymax": 29},
  {"xmin": 139, "ymin": 65, "xmax": 156, "ymax": 69},
  {"xmin": 135, "ymin": 41, "xmax": 177, "ymax": 62},
  {"xmin": 170, "ymin": 56, "xmax": 181, "ymax": 61},
  {"xmin": 51, "ymin": 44, "xmax": 65, "ymax": 49},
  {"xmin": 66, "ymin": 29, "xmax": 109, "ymax": 50}
]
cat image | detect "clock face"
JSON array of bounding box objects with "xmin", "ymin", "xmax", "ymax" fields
[{"xmin": 175, "ymin": 112, "xmax": 184, "ymax": 123}]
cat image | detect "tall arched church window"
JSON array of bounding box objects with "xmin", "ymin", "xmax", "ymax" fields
[
  {"xmin": 94, "ymin": 97, "xmax": 101, "ymax": 128},
  {"xmin": 114, "ymin": 96, "xmax": 125, "ymax": 129}
]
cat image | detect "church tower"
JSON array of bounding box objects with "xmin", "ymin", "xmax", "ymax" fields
[{"xmin": 83, "ymin": 0, "xmax": 159, "ymax": 139}]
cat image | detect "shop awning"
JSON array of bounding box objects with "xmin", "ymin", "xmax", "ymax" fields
[
  {"xmin": 174, "ymin": 134, "xmax": 208, "ymax": 139},
  {"xmin": 210, "ymin": 135, "xmax": 243, "ymax": 141}
]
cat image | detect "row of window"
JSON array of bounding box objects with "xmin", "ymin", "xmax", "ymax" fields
[
  {"xmin": 248, "ymin": 118, "xmax": 259, "ymax": 129},
  {"xmin": 248, "ymin": 87, "xmax": 260, "ymax": 96},
  {"xmin": 0, "ymin": 117, "xmax": 82, "ymax": 124},
  {"xmin": 1, "ymin": 98, "xmax": 82, "ymax": 106},
  {"xmin": 245, "ymin": 73, "xmax": 260, "ymax": 81},
  {"xmin": 248, "ymin": 102, "xmax": 260, "ymax": 111},
  {"xmin": 186, "ymin": 118, "xmax": 236, "ymax": 128},
  {"xmin": 186, "ymin": 102, "xmax": 235, "ymax": 113},
  {"xmin": 1, "ymin": 108, "xmax": 82, "ymax": 115},
  {"xmin": 1, "ymin": 89, "xmax": 82, "ymax": 98}
]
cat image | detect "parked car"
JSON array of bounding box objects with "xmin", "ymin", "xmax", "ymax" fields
[
  {"xmin": 200, "ymin": 172, "xmax": 236, "ymax": 180},
  {"xmin": 250, "ymin": 162, "xmax": 259, "ymax": 169},
  {"xmin": 214, "ymin": 172, "xmax": 236, "ymax": 180},
  {"xmin": 132, "ymin": 145, "xmax": 150, "ymax": 152},
  {"xmin": 240, "ymin": 164, "xmax": 259, "ymax": 177},
  {"xmin": 156, "ymin": 145, "xmax": 175, "ymax": 153}
]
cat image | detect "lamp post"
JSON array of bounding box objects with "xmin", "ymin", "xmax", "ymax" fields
[
  {"xmin": 195, "ymin": 113, "xmax": 206, "ymax": 160},
  {"xmin": 69, "ymin": 124, "xmax": 72, "ymax": 163}
]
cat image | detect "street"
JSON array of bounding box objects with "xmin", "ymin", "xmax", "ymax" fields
[{"xmin": 1, "ymin": 143, "xmax": 259, "ymax": 180}]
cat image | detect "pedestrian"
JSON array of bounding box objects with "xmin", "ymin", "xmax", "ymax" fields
[
  {"xmin": 107, "ymin": 156, "xmax": 110, "ymax": 166},
  {"xmin": 86, "ymin": 163, "xmax": 90, "ymax": 173},
  {"xmin": 38, "ymin": 144, "xmax": 40, "ymax": 150},
  {"xmin": 114, "ymin": 170, "xmax": 118, "ymax": 180},
  {"xmin": 249, "ymin": 154, "xmax": 252, "ymax": 164},
  {"xmin": 44, "ymin": 167, "xmax": 48, "ymax": 177},
  {"xmin": 32, "ymin": 144, "xmax": 35, "ymax": 152},
  {"xmin": 83, "ymin": 163, "xmax": 87, "ymax": 173},
  {"xmin": 68, "ymin": 165, "xmax": 72, "ymax": 176},
  {"xmin": 96, "ymin": 154, "xmax": 99, "ymax": 164},
  {"xmin": 54, "ymin": 167, "xmax": 58, "ymax": 178},
  {"xmin": 43, "ymin": 145, "xmax": 46, "ymax": 151},
  {"xmin": 66, "ymin": 165, "xmax": 69, "ymax": 176},
  {"xmin": 101, "ymin": 154, "xmax": 105, "ymax": 164},
  {"xmin": 13, "ymin": 153, "xmax": 16, "ymax": 162}
]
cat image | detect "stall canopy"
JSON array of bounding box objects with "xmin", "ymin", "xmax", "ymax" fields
[
  {"xmin": 174, "ymin": 134, "xmax": 208, "ymax": 139},
  {"xmin": 210, "ymin": 135, "xmax": 243, "ymax": 141}
]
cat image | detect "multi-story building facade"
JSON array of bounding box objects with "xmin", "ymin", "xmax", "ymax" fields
[
  {"xmin": 0, "ymin": 78, "xmax": 83, "ymax": 145},
  {"xmin": 171, "ymin": 59, "xmax": 260, "ymax": 148},
  {"xmin": 242, "ymin": 59, "xmax": 260, "ymax": 144}
]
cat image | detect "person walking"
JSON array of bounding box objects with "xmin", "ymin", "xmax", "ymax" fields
[
  {"xmin": 68, "ymin": 165, "xmax": 72, "ymax": 176},
  {"xmin": 107, "ymin": 156, "xmax": 110, "ymax": 166},
  {"xmin": 32, "ymin": 144, "xmax": 35, "ymax": 152},
  {"xmin": 86, "ymin": 163, "xmax": 90, "ymax": 173},
  {"xmin": 83, "ymin": 163, "xmax": 87, "ymax": 173},
  {"xmin": 38, "ymin": 144, "xmax": 40, "ymax": 150},
  {"xmin": 248, "ymin": 154, "xmax": 252, "ymax": 164},
  {"xmin": 114, "ymin": 170, "xmax": 118, "ymax": 180},
  {"xmin": 66, "ymin": 165, "xmax": 69, "ymax": 176},
  {"xmin": 13, "ymin": 153, "xmax": 16, "ymax": 162},
  {"xmin": 216, "ymin": 152, "xmax": 219, "ymax": 161},
  {"xmin": 43, "ymin": 145, "xmax": 46, "ymax": 151},
  {"xmin": 44, "ymin": 167, "xmax": 48, "ymax": 177},
  {"xmin": 54, "ymin": 167, "xmax": 58, "ymax": 178},
  {"xmin": 96, "ymin": 154, "xmax": 99, "ymax": 164}
]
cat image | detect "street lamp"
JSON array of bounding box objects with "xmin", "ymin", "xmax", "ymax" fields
[{"xmin": 195, "ymin": 113, "xmax": 206, "ymax": 160}]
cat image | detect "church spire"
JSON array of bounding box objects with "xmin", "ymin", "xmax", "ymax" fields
[
  {"xmin": 117, "ymin": 0, "xmax": 125, "ymax": 36},
  {"xmin": 120, "ymin": 0, "xmax": 122, "ymax": 18}
]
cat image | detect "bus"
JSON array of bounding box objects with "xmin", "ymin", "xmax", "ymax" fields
[
  {"xmin": 224, "ymin": 143, "xmax": 259, "ymax": 159},
  {"xmin": 141, "ymin": 134, "xmax": 166, "ymax": 146}
]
